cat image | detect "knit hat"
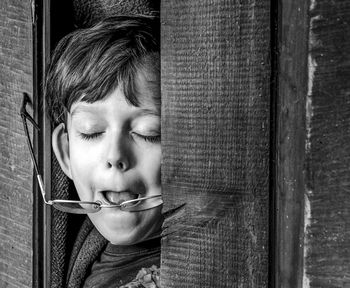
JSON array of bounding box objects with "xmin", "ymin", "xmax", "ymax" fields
[{"xmin": 73, "ymin": 0, "xmax": 160, "ymax": 27}]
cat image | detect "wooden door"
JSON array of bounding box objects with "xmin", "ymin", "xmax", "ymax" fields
[
  {"xmin": 1, "ymin": 0, "xmax": 349, "ymax": 287},
  {"xmin": 0, "ymin": 1, "xmax": 33, "ymax": 287},
  {"xmin": 160, "ymin": 1, "xmax": 271, "ymax": 287}
]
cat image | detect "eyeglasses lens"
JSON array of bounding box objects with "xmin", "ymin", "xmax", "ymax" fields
[
  {"xmin": 52, "ymin": 201, "xmax": 101, "ymax": 214},
  {"xmin": 121, "ymin": 196, "xmax": 163, "ymax": 212}
]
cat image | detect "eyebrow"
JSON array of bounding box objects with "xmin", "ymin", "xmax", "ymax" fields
[
  {"xmin": 70, "ymin": 105, "xmax": 99, "ymax": 118},
  {"xmin": 139, "ymin": 108, "xmax": 160, "ymax": 117},
  {"xmin": 70, "ymin": 105, "xmax": 160, "ymax": 118}
]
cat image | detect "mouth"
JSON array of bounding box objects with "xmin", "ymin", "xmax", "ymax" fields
[{"xmin": 102, "ymin": 190, "xmax": 139, "ymax": 205}]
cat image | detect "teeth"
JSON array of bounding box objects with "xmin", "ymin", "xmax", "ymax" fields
[{"xmin": 105, "ymin": 191, "xmax": 138, "ymax": 205}]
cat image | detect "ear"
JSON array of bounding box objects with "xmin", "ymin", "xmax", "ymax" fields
[{"xmin": 52, "ymin": 123, "xmax": 72, "ymax": 179}]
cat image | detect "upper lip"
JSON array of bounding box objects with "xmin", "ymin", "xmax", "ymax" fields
[
  {"xmin": 99, "ymin": 189, "xmax": 140, "ymax": 196},
  {"xmin": 96, "ymin": 179, "xmax": 146, "ymax": 196}
]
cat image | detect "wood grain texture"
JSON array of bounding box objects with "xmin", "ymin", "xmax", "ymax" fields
[
  {"xmin": 304, "ymin": 1, "xmax": 350, "ymax": 287},
  {"xmin": 160, "ymin": 1, "xmax": 270, "ymax": 287},
  {"xmin": 275, "ymin": 0, "xmax": 309, "ymax": 287},
  {"xmin": 0, "ymin": 0, "xmax": 33, "ymax": 287}
]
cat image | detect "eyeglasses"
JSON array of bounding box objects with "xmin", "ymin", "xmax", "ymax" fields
[{"xmin": 20, "ymin": 93, "xmax": 163, "ymax": 214}]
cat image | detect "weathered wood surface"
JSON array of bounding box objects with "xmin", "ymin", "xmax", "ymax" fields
[
  {"xmin": 275, "ymin": 0, "xmax": 309, "ymax": 287},
  {"xmin": 161, "ymin": 1, "xmax": 270, "ymax": 287},
  {"xmin": 0, "ymin": 0, "xmax": 33, "ymax": 287},
  {"xmin": 304, "ymin": 1, "xmax": 350, "ymax": 287}
]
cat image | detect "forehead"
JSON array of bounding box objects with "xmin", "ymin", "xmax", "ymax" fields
[
  {"xmin": 133, "ymin": 62, "xmax": 160, "ymax": 108},
  {"xmin": 71, "ymin": 84, "xmax": 159, "ymax": 118},
  {"xmin": 73, "ymin": 63, "xmax": 160, "ymax": 115},
  {"xmin": 70, "ymin": 101, "xmax": 159, "ymax": 119}
]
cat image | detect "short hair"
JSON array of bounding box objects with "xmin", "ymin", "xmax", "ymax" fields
[{"xmin": 45, "ymin": 15, "xmax": 160, "ymax": 126}]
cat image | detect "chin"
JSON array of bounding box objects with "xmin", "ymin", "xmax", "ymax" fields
[
  {"xmin": 88, "ymin": 207, "xmax": 163, "ymax": 245},
  {"xmin": 108, "ymin": 231, "xmax": 144, "ymax": 245}
]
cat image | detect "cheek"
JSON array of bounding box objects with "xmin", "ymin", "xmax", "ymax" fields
[
  {"xmin": 138, "ymin": 146, "xmax": 161, "ymax": 186},
  {"xmin": 68, "ymin": 140, "xmax": 98, "ymax": 186}
]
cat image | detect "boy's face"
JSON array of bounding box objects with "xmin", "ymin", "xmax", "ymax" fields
[{"xmin": 53, "ymin": 69, "xmax": 162, "ymax": 245}]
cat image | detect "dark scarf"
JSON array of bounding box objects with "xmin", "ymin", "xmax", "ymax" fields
[{"xmin": 66, "ymin": 217, "xmax": 108, "ymax": 288}]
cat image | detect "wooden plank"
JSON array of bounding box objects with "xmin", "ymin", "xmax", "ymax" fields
[
  {"xmin": 0, "ymin": 0, "xmax": 33, "ymax": 287},
  {"xmin": 160, "ymin": 1, "xmax": 270, "ymax": 287},
  {"xmin": 275, "ymin": 0, "xmax": 309, "ymax": 287},
  {"xmin": 304, "ymin": 1, "xmax": 350, "ymax": 287}
]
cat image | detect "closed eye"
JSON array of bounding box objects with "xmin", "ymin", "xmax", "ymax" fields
[
  {"xmin": 79, "ymin": 132, "xmax": 104, "ymax": 141},
  {"xmin": 132, "ymin": 132, "xmax": 161, "ymax": 143}
]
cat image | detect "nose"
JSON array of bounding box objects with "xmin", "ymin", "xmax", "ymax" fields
[
  {"xmin": 105, "ymin": 134, "xmax": 130, "ymax": 171},
  {"xmin": 107, "ymin": 159, "xmax": 128, "ymax": 171}
]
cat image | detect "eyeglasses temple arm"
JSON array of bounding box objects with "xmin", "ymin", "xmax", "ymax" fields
[
  {"xmin": 21, "ymin": 112, "xmax": 40, "ymax": 176},
  {"xmin": 21, "ymin": 93, "xmax": 40, "ymax": 129},
  {"xmin": 36, "ymin": 174, "xmax": 50, "ymax": 204},
  {"xmin": 21, "ymin": 93, "xmax": 49, "ymax": 204}
]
